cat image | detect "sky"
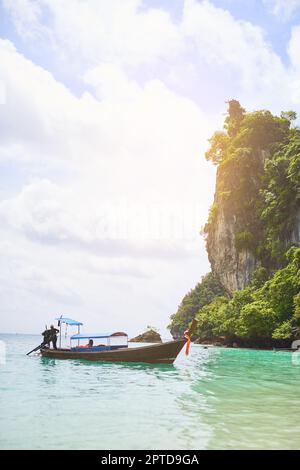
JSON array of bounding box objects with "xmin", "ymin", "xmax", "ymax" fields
[{"xmin": 1, "ymin": 0, "xmax": 300, "ymax": 336}]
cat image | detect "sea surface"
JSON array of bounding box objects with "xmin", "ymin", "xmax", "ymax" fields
[{"xmin": 0, "ymin": 333, "xmax": 299, "ymax": 450}]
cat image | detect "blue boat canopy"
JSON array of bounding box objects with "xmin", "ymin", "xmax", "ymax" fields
[
  {"xmin": 55, "ymin": 317, "xmax": 83, "ymax": 326},
  {"xmin": 71, "ymin": 332, "xmax": 127, "ymax": 340}
]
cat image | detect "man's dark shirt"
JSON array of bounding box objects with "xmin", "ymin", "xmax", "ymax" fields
[{"xmin": 42, "ymin": 328, "xmax": 59, "ymax": 342}]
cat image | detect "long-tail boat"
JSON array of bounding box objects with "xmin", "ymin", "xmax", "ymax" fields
[{"xmin": 30, "ymin": 317, "xmax": 197, "ymax": 365}]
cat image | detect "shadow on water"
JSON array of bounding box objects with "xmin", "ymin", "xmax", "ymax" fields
[{"xmin": 40, "ymin": 355, "xmax": 176, "ymax": 371}]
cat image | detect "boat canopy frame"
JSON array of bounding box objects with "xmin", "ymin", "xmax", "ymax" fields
[
  {"xmin": 70, "ymin": 332, "xmax": 128, "ymax": 349},
  {"xmin": 54, "ymin": 316, "xmax": 128, "ymax": 349},
  {"xmin": 56, "ymin": 316, "xmax": 83, "ymax": 348},
  {"xmin": 70, "ymin": 332, "xmax": 128, "ymax": 340}
]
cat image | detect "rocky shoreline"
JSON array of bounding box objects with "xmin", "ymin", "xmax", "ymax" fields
[{"xmin": 193, "ymin": 337, "xmax": 292, "ymax": 350}]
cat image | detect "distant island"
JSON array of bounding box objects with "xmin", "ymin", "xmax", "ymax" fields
[
  {"xmin": 169, "ymin": 100, "xmax": 300, "ymax": 349},
  {"xmin": 130, "ymin": 327, "xmax": 162, "ymax": 343}
]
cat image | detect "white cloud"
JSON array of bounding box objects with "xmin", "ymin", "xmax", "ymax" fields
[
  {"xmin": 287, "ymin": 26, "xmax": 300, "ymax": 103},
  {"xmin": 3, "ymin": 0, "xmax": 183, "ymax": 67},
  {"xmin": 288, "ymin": 26, "xmax": 300, "ymax": 71},
  {"xmin": 264, "ymin": 0, "xmax": 300, "ymax": 19},
  {"xmin": 2, "ymin": 0, "xmax": 46, "ymax": 39},
  {"xmin": 180, "ymin": 0, "xmax": 293, "ymax": 110},
  {"xmin": 1, "ymin": 0, "xmax": 300, "ymax": 334},
  {"xmin": 0, "ymin": 37, "xmax": 213, "ymax": 334},
  {"xmin": 4, "ymin": 0, "xmax": 299, "ymax": 112},
  {"xmin": 0, "ymin": 178, "xmax": 204, "ymax": 260}
]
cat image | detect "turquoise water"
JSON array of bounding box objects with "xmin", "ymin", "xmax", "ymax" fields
[{"xmin": 0, "ymin": 333, "xmax": 300, "ymax": 450}]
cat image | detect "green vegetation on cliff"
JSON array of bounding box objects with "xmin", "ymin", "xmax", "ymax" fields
[
  {"xmin": 168, "ymin": 273, "xmax": 226, "ymax": 338},
  {"xmin": 195, "ymin": 247, "xmax": 300, "ymax": 345},
  {"xmin": 169, "ymin": 101, "xmax": 300, "ymax": 346}
]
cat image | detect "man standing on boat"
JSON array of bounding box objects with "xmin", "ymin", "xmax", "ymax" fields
[
  {"xmin": 41, "ymin": 327, "xmax": 51, "ymax": 348},
  {"xmin": 49, "ymin": 325, "xmax": 59, "ymax": 349},
  {"xmin": 42, "ymin": 325, "xmax": 59, "ymax": 349}
]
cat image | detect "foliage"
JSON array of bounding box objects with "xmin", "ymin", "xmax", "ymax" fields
[
  {"xmin": 146, "ymin": 325, "xmax": 159, "ymax": 333},
  {"xmin": 168, "ymin": 273, "xmax": 226, "ymax": 338},
  {"xmin": 205, "ymin": 131, "xmax": 229, "ymax": 165},
  {"xmin": 272, "ymin": 321, "xmax": 293, "ymax": 340},
  {"xmin": 194, "ymin": 248, "xmax": 300, "ymax": 343},
  {"xmin": 235, "ymin": 231, "xmax": 254, "ymax": 251},
  {"xmin": 232, "ymin": 110, "xmax": 290, "ymax": 150},
  {"xmin": 250, "ymin": 267, "xmax": 269, "ymax": 288},
  {"xmin": 280, "ymin": 110, "xmax": 297, "ymax": 123},
  {"xmin": 224, "ymin": 99, "xmax": 246, "ymax": 137},
  {"xmin": 260, "ymin": 130, "xmax": 300, "ymax": 266}
]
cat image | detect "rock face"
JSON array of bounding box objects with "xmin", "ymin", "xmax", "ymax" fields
[
  {"xmin": 130, "ymin": 329, "xmax": 162, "ymax": 343},
  {"xmin": 206, "ymin": 196, "xmax": 260, "ymax": 293},
  {"xmin": 206, "ymin": 169, "xmax": 300, "ymax": 294}
]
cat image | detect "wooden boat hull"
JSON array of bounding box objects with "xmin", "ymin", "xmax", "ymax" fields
[{"xmin": 40, "ymin": 339, "xmax": 187, "ymax": 364}]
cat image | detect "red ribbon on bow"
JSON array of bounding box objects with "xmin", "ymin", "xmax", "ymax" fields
[{"xmin": 184, "ymin": 329, "xmax": 191, "ymax": 356}]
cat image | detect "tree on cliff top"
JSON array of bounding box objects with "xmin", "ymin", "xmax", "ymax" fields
[
  {"xmin": 224, "ymin": 99, "xmax": 246, "ymax": 137},
  {"xmin": 205, "ymin": 100, "xmax": 291, "ymax": 165}
]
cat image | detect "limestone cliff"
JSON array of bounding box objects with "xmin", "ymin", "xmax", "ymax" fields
[
  {"xmin": 204, "ymin": 103, "xmax": 300, "ymax": 293},
  {"xmin": 169, "ymin": 102, "xmax": 300, "ymax": 343},
  {"xmin": 206, "ymin": 159, "xmax": 300, "ymax": 293},
  {"xmin": 206, "ymin": 190, "xmax": 260, "ymax": 293}
]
